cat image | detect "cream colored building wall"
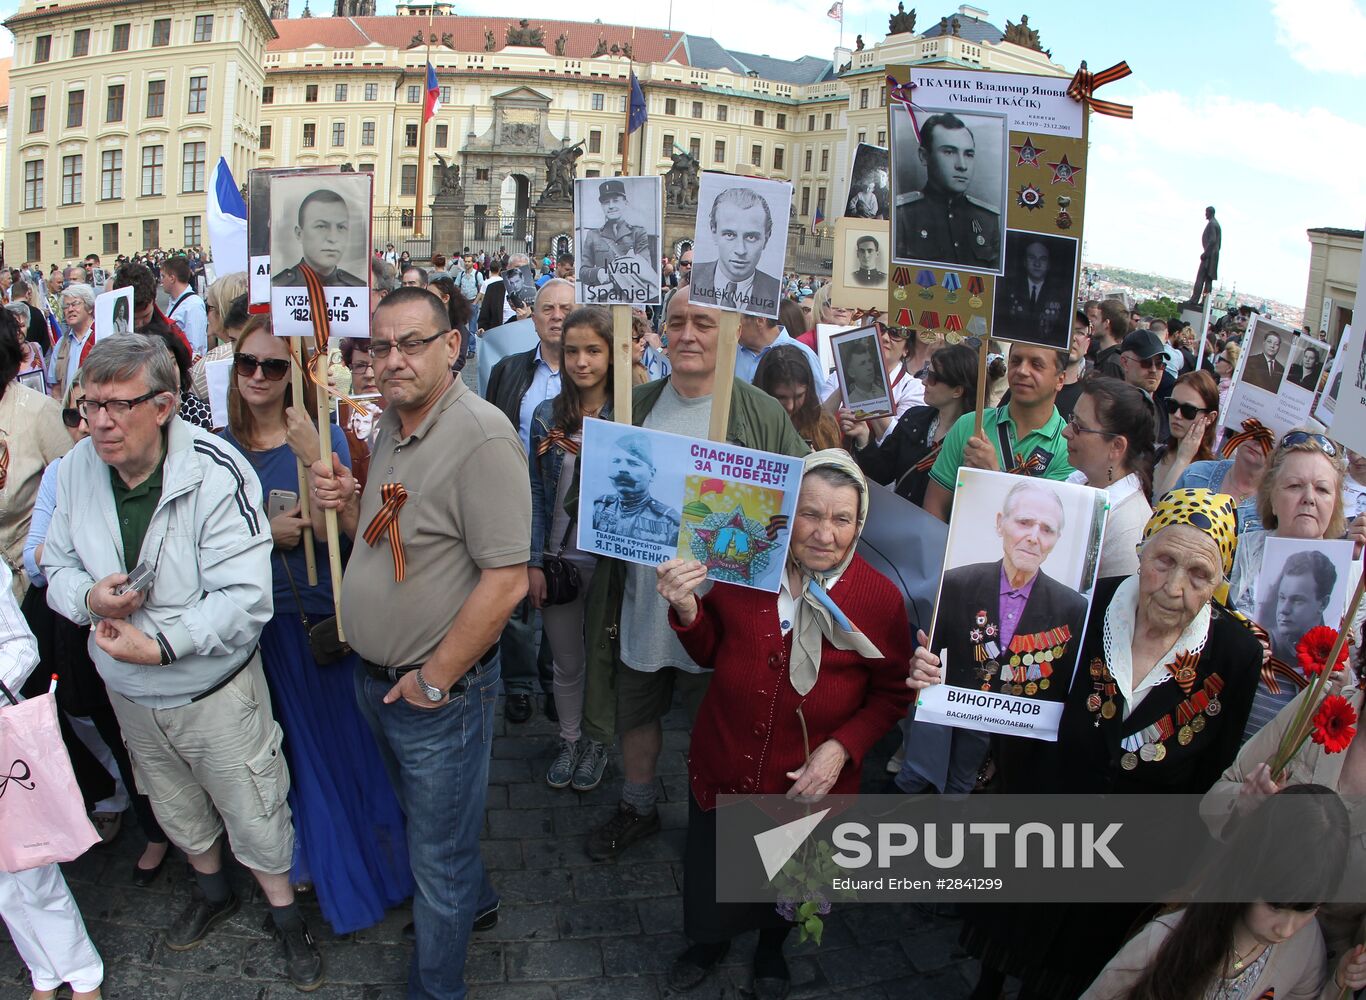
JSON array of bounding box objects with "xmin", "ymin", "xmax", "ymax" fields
[
  {"xmin": 1305, "ymin": 229, "xmax": 1361, "ymax": 345},
  {"xmin": 4, "ymin": 0, "xmax": 272, "ymax": 263}
]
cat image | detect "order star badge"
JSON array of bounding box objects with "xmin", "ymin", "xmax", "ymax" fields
[
  {"xmin": 690, "ymin": 506, "xmax": 775, "ymax": 584},
  {"xmin": 1047, "ymin": 154, "xmax": 1082, "ymax": 186},
  {"xmin": 1012, "ymin": 136, "xmax": 1045, "ymax": 168},
  {"xmin": 1016, "ymin": 184, "xmax": 1044, "ymax": 210}
]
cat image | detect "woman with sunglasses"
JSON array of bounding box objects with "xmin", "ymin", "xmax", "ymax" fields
[
  {"xmin": 21, "ymin": 378, "xmax": 171, "ymax": 886},
  {"xmin": 528, "ymin": 306, "xmax": 615, "ymax": 793},
  {"xmin": 755, "ymin": 345, "xmax": 842, "ymax": 451},
  {"xmin": 1060, "ymin": 377, "xmax": 1156, "ymax": 577},
  {"xmin": 840, "ymin": 343, "xmax": 979, "ymax": 507},
  {"xmin": 1226, "ymin": 429, "xmax": 1366, "ymax": 743},
  {"xmin": 1174, "ymin": 423, "xmax": 1270, "ymax": 536},
  {"xmin": 1152, "ymin": 370, "xmax": 1220, "ymax": 500},
  {"xmin": 220, "ymin": 317, "xmax": 412, "ymax": 934}
]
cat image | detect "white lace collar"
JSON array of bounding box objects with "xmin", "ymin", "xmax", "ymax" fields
[{"xmin": 1102, "ymin": 575, "xmax": 1211, "ymax": 719}]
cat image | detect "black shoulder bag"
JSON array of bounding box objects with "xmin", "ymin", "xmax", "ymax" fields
[
  {"xmin": 279, "ymin": 553, "xmax": 352, "ymax": 665},
  {"xmin": 540, "ymin": 520, "xmax": 581, "ymax": 607}
]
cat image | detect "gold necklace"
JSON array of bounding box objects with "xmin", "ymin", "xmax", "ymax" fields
[{"xmin": 1230, "ymin": 939, "xmax": 1263, "ymax": 971}]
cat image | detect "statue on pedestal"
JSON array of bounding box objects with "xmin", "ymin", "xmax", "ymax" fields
[
  {"xmin": 593, "ymin": 35, "xmax": 609, "ymax": 57},
  {"xmin": 855, "ymin": 34, "xmax": 864, "ymax": 51},
  {"xmin": 541, "ymin": 142, "xmax": 585, "ymax": 203},
  {"xmin": 554, "ymin": 32, "xmax": 568, "ymax": 56},
  {"xmin": 664, "ymin": 148, "xmax": 700, "ymax": 210},
  {"xmin": 1187, "ymin": 207, "xmax": 1221, "ymax": 307},
  {"xmin": 1004, "ymin": 14, "xmax": 1043, "ymax": 51},
  {"xmin": 888, "ymin": 3, "xmax": 917, "ymax": 35},
  {"xmin": 506, "ymin": 19, "xmax": 544, "ymax": 47},
  {"xmin": 434, "ymin": 153, "xmax": 462, "ymax": 198},
  {"xmin": 483, "ymin": 28, "xmax": 496, "ymax": 52}
]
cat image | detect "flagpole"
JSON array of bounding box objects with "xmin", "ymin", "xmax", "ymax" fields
[
  {"xmin": 620, "ymin": 60, "xmax": 632, "ymax": 178},
  {"xmin": 413, "ymin": 6, "xmax": 434, "ymax": 240}
]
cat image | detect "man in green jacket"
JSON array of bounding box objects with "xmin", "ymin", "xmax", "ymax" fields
[{"xmin": 570, "ymin": 284, "xmax": 809, "ymax": 860}]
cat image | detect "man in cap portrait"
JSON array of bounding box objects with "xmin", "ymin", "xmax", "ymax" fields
[
  {"xmin": 894, "ymin": 112, "xmax": 1001, "ymax": 270},
  {"xmin": 272, "ymin": 189, "xmax": 367, "ymax": 287},
  {"xmin": 593, "ymin": 433, "xmax": 681, "ymax": 546},
  {"xmin": 580, "ymin": 180, "xmax": 656, "ymax": 304}
]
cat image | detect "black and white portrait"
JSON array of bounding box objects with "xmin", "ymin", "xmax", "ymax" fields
[
  {"xmin": 1245, "ymin": 537, "xmax": 1352, "ymax": 667},
  {"xmin": 1239, "ymin": 317, "xmax": 1293, "ymax": 394},
  {"xmin": 95, "ymin": 286, "xmax": 134, "ymax": 339},
  {"xmin": 846, "ymin": 230, "xmax": 888, "ymax": 289},
  {"xmin": 269, "ymin": 171, "xmax": 372, "ymax": 338},
  {"xmin": 831, "ymin": 324, "xmax": 892, "ymax": 416},
  {"xmin": 690, "ymin": 173, "xmax": 792, "ymax": 320},
  {"xmin": 990, "ymin": 231, "xmax": 1079, "ymax": 350},
  {"xmin": 589, "ymin": 432, "xmax": 682, "ymax": 547},
  {"xmin": 845, "ymin": 143, "xmax": 890, "ymax": 221},
  {"xmin": 574, "ymin": 176, "xmax": 662, "ymax": 306},
  {"xmin": 1286, "ymin": 335, "xmax": 1330, "ymax": 393},
  {"xmin": 890, "ymin": 104, "xmax": 1007, "ymax": 274}
]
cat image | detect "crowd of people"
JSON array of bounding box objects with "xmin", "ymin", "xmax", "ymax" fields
[{"xmin": 0, "ymin": 241, "xmax": 1364, "ymax": 1000}]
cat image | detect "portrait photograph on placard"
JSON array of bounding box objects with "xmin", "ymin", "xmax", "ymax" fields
[
  {"xmin": 690, "ymin": 173, "xmax": 792, "ymax": 320},
  {"xmin": 268, "ymin": 171, "xmax": 372, "ymax": 339},
  {"xmin": 889, "ymin": 103, "xmax": 1007, "ymax": 274},
  {"xmin": 1236, "ymin": 537, "xmax": 1355, "ymax": 669},
  {"xmin": 831, "ymin": 325, "xmax": 892, "ymax": 418},
  {"xmin": 248, "ymin": 165, "xmax": 331, "ymax": 309},
  {"xmin": 832, "ymin": 218, "xmax": 891, "ymax": 314},
  {"xmin": 1314, "ymin": 326, "xmax": 1351, "ymax": 427},
  {"xmin": 1285, "ymin": 335, "xmax": 1329, "ymax": 393},
  {"xmin": 990, "ymin": 230, "xmax": 1078, "ymax": 350},
  {"xmin": 914, "ymin": 469, "xmax": 1108, "ymax": 741},
  {"xmin": 845, "ymin": 142, "xmax": 890, "ymax": 221},
  {"xmin": 574, "ymin": 175, "xmax": 662, "ymax": 307},
  {"xmin": 95, "ymin": 287, "xmax": 134, "ymax": 339},
  {"xmin": 1221, "ymin": 315, "xmax": 1318, "ymax": 442},
  {"xmin": 16, "ymin": 369, "xmax": 46, "ymax": 394},
  {"xmin": 576, "ymin": 418, "xmax": 803, "ymax": 591}
]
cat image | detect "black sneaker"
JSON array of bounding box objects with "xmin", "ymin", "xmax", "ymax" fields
[
  {"xmin": 278, "ymin": 921, "xmax": 324, "ymax": 992},
  {"xmin": 586, "ymin": 801, "xmax": 661, "ymax": 861},
  {"xmin": 164, "ymin": 888, "xmax": 240, "ymax": 951}
]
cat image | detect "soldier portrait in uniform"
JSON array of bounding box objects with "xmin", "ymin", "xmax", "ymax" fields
[
  {"xmin": 848, "ymin": 234, "xmax": 888, "ymax": 288},
  {"xmin": 591, "ymin": 433, "xmax": 682, "ymax": 548},
  {"xmin": 844, "ymin": 142, "xmax": 890, "ymax": 221},
  {"xmin": 890, "ymin": 105, "xmax": 1007, "ymax": 274},
  {"xmin": 269, "ymin": 170, "xmax": 372, "ymax": 338},
  {"xmin": 929, "ymin": 471, "xmax": 1106, "ymax": 713},
  {"xmin": 690, "ymin": 173, "xmax": 792, "ymax": 321},
  {"xmin": 831, "ymin": 324, "xmax": 892, "ymax": 416},
  {"xmin": 991, "ymin": 231, "xmax": 1079, "ymax": 350},
  {"xmin": 574, "ymin": 175, "xmax": 662, "ymax": 306}
]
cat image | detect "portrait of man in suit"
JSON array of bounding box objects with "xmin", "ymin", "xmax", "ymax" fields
[
  {"xmin": 691, "ymin": 185, "xmax": 783, "ymax": 319},
  {"xmin": 932, "ymin": 479, "xmax": 1087, "ymax": 697},
  {"xmin": 1241, "ymin": 329, "xmax": 1285, "ymax": 392},
  {"xmin": 992, "ymin": 235, "xmax": 1075, "ymax": 349}
]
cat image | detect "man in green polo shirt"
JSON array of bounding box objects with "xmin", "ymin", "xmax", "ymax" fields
[{"xmin": 922, "ymin": 342, "xmax": 1074, "ymax": 522}]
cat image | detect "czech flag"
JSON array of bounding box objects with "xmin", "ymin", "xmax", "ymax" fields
[
  {"xmin": 812, "ymin": 204, "xmax": 825, "ymax": 234},
  {"xmin": 423, "ymin": 62, "xmax": 441, "ymax": 122}
]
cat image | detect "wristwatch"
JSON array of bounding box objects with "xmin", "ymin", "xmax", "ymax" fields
[{"xmin": 414, "ymin": 668, "xmax": 446, "ymax": 703}]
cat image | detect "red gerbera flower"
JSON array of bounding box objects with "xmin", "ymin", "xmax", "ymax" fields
[
  {"xmin": 1297, "ymin": 626, "xmax": 1349, "ymax": 677},
  {"xmin": 1310, "ymin": 694, "xmax": 1358, "ymax": 754}
]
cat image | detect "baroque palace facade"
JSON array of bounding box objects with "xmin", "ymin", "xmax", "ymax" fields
[{"xmin": 2, "ymin": 0, "xmax": 1060, "ymax": 264}]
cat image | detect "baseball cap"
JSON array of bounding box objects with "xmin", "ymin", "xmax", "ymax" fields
[
  {"xmin": 599, "ymin": 180, "xmax": 627, "ymax": 202},
  {"xmin": 1120, "ymin": 329, "xmax": 1165, "ymax": 360}
]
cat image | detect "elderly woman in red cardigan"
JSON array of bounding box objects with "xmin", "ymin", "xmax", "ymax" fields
[{"xmin": 657, "ymin": 449, "xmax": 913, "ymax": 1000}]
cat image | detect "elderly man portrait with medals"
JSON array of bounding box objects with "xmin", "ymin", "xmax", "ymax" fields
[{"xmin": 932, "ymin": 478, "xmax": 1087, "ymax": 698}]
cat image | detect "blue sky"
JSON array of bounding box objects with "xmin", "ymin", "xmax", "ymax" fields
[{"xmin": 4, "ymin": 1, "xmax": 1362, "ymax": 304}]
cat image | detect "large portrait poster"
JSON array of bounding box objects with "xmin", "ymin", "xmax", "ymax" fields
[
  {"xmin": 844, "ymin": 142, "xmax": 890, "ymax": 221},
  {"xmin": 690, "ymin": 172, "xmax": 792, "ymax": 320},
  {"xmin": 1243, "ymin": 537, "xmax": 1354, "ymax": 667},
  {"xmin": 915, "ymin": 469, "xmax": 1108, "ymax": 741},
  {"xmin": 268, "ymin": 171, "xmax": 373, "ymax": 338},
  {"xmin": 1327, "ymin": 231, "xmax": 1366, "ymax": 457},
  {"xmin": 1313, "ymin": 325, "xmax": 1352, "ymax": 428},
  {"xmin": 576, "ymin": 419, "xmax": 803, "ymax": 592},
  {"xmin": 886, "ymin": 66, "xmax": 1088, "ymax": 350},
  {"xmin": 574, "ymin": 176, "xmax": 663, "ymax": 306},
  {"xmin": 247, "ymin": 165, "xmax": 331, "ymax": 313},
  {"xmin": 94, "ymin": 287, "xmax": 133, "ymax": 338},
  {"xmin": 1221, "ymin": 315, "xmax": 1327, "ymax": 440}
]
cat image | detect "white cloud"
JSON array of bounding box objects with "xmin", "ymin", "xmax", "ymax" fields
[
  {"xmin": 1270, "ymin": 0, "xmax": 1366, "ymax": 76},
  {"xmin": 1084, "ymin": 88, "xmax": 1366, "ymax": 305}
]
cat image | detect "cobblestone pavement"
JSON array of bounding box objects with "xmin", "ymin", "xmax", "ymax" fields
[{"xmin": 1, "ymin": 697, "xmax": 987, "ymax": 999}]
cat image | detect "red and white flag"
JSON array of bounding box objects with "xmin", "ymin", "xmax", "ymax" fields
[{"xmin": 827, "ymin": 2, "xmax": 844, "ymax": 20}]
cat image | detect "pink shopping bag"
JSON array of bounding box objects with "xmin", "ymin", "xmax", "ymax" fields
[{"xmin": 0, "ymin": 685, "xmax": 100, "ymax": 872}]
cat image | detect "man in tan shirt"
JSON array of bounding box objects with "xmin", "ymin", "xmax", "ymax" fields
[{"xmin": 310, "ymin": 287, "xmax": 530, "ymax": 1000}]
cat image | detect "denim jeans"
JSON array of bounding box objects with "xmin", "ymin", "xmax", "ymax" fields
[
  {"xmin": 896, "ymin": 718, "xmax": 990, "ymax": 795},
  {"xmin": 498, "ymin": 600, "xmax": 553, "ymax": 697},
  {"xmin": 354, "ymin": 661, "xmax": 500, "ymax": 1000}
]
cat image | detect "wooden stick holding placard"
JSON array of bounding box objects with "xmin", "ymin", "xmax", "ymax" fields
[
  {"xmin": 612, "ymin": 305, "xmax": 633, "ymax": 425},
  {"xmin": 315, "ymin": 352, "xmax": 346, "ymax": 643},
  {"xmin": 973, "ymin": 337, "xmax": 990, "ymax": 438},
  {"xmin": 707, "ymin": 312, "xmax": 741, "ymax": 443},
  {"xmin": 290, "ymin": 337, "xmax": 319, "ymax": 587}
]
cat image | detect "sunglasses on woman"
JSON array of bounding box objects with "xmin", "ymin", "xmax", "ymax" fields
[
  {"xmin": 61, "ymin": 407, "xmax": 87, "ymax": 429},
  {"xmin": 1164, "ymin": 398, "xmax": 1211, "ymax": 420},
  {"xmin": 917, "ymin": 366, "xmax": 950, "ymax": 387},
  {"xmin": 234, "ymin": 354, "xmax": 291, "ymax": 381},
  {"xmin": 1279, "ymin": 431, "xmax": 1338, "ymax": 457}
]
